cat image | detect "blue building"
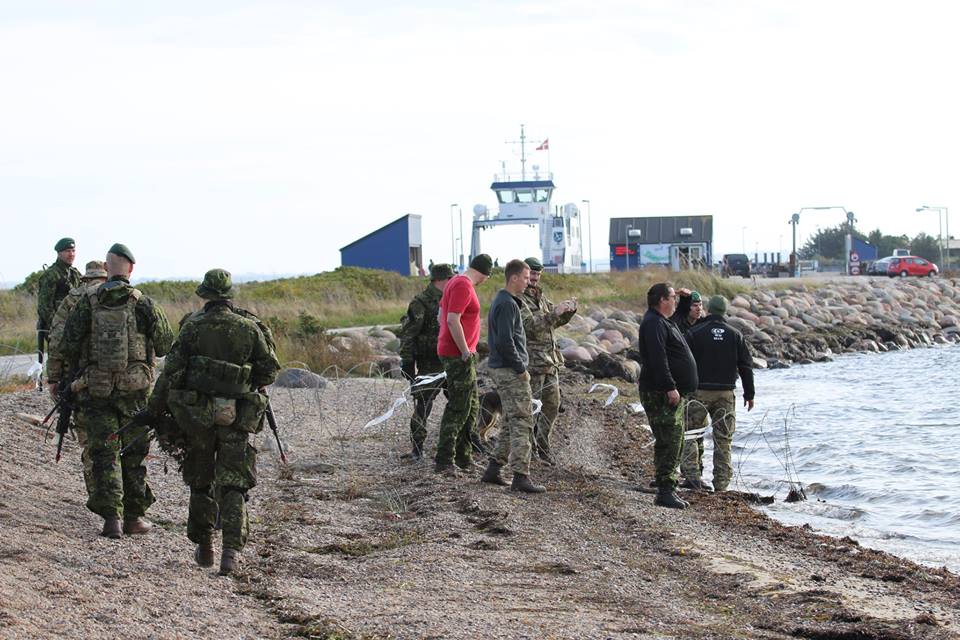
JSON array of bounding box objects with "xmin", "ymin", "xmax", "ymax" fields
[
  {"xmin": 609, "ymin": 215, "xmax": 713, "ymax": 271},
  {"xmin": 340, "ymin": 214, "xmax": 424, "ymax": 276}
]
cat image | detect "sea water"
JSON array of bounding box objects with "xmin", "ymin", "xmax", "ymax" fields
[{"xmin": 708, "ymin": 344, "xmax": 960, "ymax": 573}]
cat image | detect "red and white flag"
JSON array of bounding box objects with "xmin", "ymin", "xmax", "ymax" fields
[{"xmin": 536, "ymin": 139, "xmax": 549, "ymax": 151}]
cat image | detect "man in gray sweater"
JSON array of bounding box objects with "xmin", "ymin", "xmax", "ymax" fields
[{"xmin": 481, "ymin": 259, "xmax": 545, "ymax": 493}]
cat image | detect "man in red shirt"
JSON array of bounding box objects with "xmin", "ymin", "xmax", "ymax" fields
[{"xmin": 434, "ymin": 253, "xmax": 493, "ymax": 474}]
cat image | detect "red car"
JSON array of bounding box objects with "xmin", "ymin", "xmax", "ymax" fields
[{"xmin": 887, "ymin": 256, "xmax": 938, "ymax": 277}]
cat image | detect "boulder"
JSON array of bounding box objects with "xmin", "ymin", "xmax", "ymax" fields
[
  {"xmin": 556, "ymin": 336, "xmax": 578, "ymax": 350},
  {"xmin": 562, "ymin": 346, "xmax": 593, "ymax": 363},
  {"xmin": 274, "ymin": 368, "xmax": 328, "ymax": 389}
]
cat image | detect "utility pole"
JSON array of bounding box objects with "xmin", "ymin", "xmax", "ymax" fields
[{"xmin": 582, "ymin": 199, "xmax": 593, "ymax": 273}]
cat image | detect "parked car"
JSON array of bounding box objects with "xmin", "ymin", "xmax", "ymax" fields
[
  {"xmin": 887, "ymin": 256, "xmax": 938, "ymax": 278},
  {"xmin": 867, "ymin": 257, "xmax": 892, "ymax": 275},
  {"xmin": 722, "ymin": 253, "xmax": 751, "ymax": 278}
]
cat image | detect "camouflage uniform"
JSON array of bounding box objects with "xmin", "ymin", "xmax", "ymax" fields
[
  {"xmin": 435, "ymin": 356, "xmax": 479, "ymax": 468},
  {"xmin": 398, "ymin": 282, "xmax": 446, "ymax": 455},
  {"xmin": 519, "ymin": 283, "xmax": 575, "ymax": 458},
  {"xmin": 639, "ymin": 391, "xmax": 686, "ymax": 489},
  {"xmin": 62, "ymin": 275, "xmax": 174, "ymax": 524},
  {"xmin": 37, "ymin": 258, "xmax": 82, "ymax": 338},
  {"xmin": 151, "ymin": 269, "xmax": 280, "ymax": 568},
  {"xmin": 489, "ymin": 367, "xmax": 535, "ymax": 475},
  {"xmin": 680, "ymin": 390, "xmax": 737, "ymax": 488}
]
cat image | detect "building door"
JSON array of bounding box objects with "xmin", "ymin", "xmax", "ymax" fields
[{"xmin": 670, "ymin": 244, "xmax": 705, "ymax": 271}]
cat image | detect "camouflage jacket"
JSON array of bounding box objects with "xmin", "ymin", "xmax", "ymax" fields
[
  {"xmin": 62, "ymin": 276, "xmax": 175, "ymax": 375},
  {"xmin": 520, "ymin": 285, "xmax": 576, "ymax": 372},
  {"xmin": 46, "ymin": 281, "xmax": 101, "ymax": 383},
  {"xmin": 398, "ymin": 284, "xmax": 443, "ymax": 373},
  {"xmin": 36, "ymin": 259, "xmax": 82, "ymax": 330}
]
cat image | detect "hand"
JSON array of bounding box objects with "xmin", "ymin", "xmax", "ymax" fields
[
  {"xmin": 677, "ymin": 288, "xmax": 692, "ymax": 297},
  {"xmin": 666, "ymin": 389, "xmax": 680, "ymax": 407},
  {"xmin": 745, "ymin": 398, "xmax": 755, "ymax": 412},
  {"xmin": 517, "ymin": 370, "xmax": 531, "ymax": 382},
  {"xmin": 460, "ymin": 351, "xmax": 473, "ymax": 362}
]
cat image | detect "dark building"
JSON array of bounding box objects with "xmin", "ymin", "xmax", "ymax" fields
[
  {"xmin": 340, "ymin": 214, "xmax": 424, "ymax": 276},
  {"xmin": 609, "ymin": 215, "xmax": 713, "ymax": 271}
]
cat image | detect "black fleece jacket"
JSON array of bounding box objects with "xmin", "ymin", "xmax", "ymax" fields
[
  {"xmin": 684, "ymin": 314, "xmax": 755, "ymax": 400},
  {"xmin": 637, "ymin": 308, "xmax": 698, "ymax": 394}
]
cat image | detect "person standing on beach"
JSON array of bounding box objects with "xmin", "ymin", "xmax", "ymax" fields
[
  {"xmin": 670, "ymin": 289, "xmax": 703, "ymax": 334},
  {"xmin": 519, "ymin": 256, "xmax": 577, "ymax": 464},
  {"xmin": 481, "ymin": 259, "xmax": 545, "ymax": 493},
  {"xmin": 62, "ymin": 244, "xmax": 174, "ymax": 538},
  {"xmin": 638, "ymin": 282, "xmax": 698, "ymax": 509},
  {"xmin": 397, "ymin": 263, "xmax": 454, "ymax": 460},
  {"xmin": 433, "ymin": 254, "xmax": 492, "ymax": 475},
  {"xmin": 680, "ymin": 295, "xmax": 755, "ymax": 493},
  {"xmin": 37, "ymin": 237, "xmax": 83, "ymax": 358}
]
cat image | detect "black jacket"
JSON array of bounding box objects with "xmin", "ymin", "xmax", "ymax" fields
[
  {"xmin": 684, "ymin": 314, "xmax": 755, "ymax": 400},
  {"xmin": 487, "ymin": 289, "xmax": 528, "ymax": 374},
  {"xmin": 638, "ymin": 308, "xmax": 698, "ymax": 394}
]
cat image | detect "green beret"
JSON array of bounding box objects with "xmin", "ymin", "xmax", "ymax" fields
[
  {"xmin": 523, "ymin": 256, "xmax": 544, "ymax": 272},
  {"xmin": 54, "ymin": 237, "xmax": 75, "ymax": 252},
  {"xmin": 429, "ymin": 263, "xmax": 455, "ymax": 281},
  {"xmin": 469, "ymin": 253, "xmax": 494, "ymax": 277},
  {"xmin": 196, "ymin": 268, "xmax": 234, "ymax": 300},
  {"xmin": 690, "ymin": 291, "xmax": 702, "ymax": 303},
  {"xmin": 108, "ymin": 243, "xmax": 136, "ymax": 264}
]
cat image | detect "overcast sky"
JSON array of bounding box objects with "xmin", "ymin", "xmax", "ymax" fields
[{"xmin": 2, "ymin": 0, "xmax": 958, "ymax": 284}]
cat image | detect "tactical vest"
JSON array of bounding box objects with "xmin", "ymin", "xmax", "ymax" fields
[
  {"xmin": 82, "ymin": 289, "xmax": 152, "ymax": 397},
  {"xmin": 413, "ymin": 291, "xmax": 442, "ymax": 359}
]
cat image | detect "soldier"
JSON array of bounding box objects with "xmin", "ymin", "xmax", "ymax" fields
[
  {"xmin": 481, "ymin": 259, "xmax": 546, "ymax": 493},
  {"xmin": 670, "ymin": 289, "xmax": 703, "ymax": 334},
  {"xmin": 519, "ymin": 257, "xmax": 577, "ymax": 464},
  {"xmin": 62, "ymin": 244, "xmax": 174, "ymax": 538},
  {"xmin": 37, "ymin": 237, "xmax": 83, "ymax": 361},
  {"xmin": 149, "ymin": 269, "xmax": 280, "ymax": 575},
  {"xmin": 398, "ymin": 263, "xmax": 454, "ymax": 460},
  {"xmin": 45, "ymin": 260, "xmax": 108, "ymax": 495},
  {"xmin": 434, "ymin": 254, "xmax": 492, "ymax": 475},
  {"xmin": 681, "ymin": 295, "xmax": 755, "ymax": 492}
]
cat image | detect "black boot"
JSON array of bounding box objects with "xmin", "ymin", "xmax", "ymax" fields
[
  {"xmin": 481, "ymin": 460, "xmax": 508, "ymax": 486},
  {"xmin": 400, "ymin": 444, "xmax": 423, "ymax": 461},
  {"xmin": 654, "ymin": 487, "xmax": 687, "ymax": 509},
  {"xmin": 101, "ymin": 517, "xmax": 122, "ymax": 539},
  {"xmin": 195, "ymin": 541, "xmax": 215, "ymax": 567},
  {"xmin": 510, "ymin": 473, "xmax": 546, "ymax": 494},
  {"xmin": 219, "ymin": 548, "xmax": 240, "ymax": 576},
  {"xmin": 679, "ymin": 478, "xmax": 714, "ymax": 492}
]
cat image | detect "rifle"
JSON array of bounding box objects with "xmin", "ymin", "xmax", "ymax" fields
[
  {"xmin": 265, "ymin": 399, "xmax": 287, "ymax": 464},
  {"xmin": 36, "ymin": 321, "xmax": 47, "ymax": 393},
  {"xmin": 53, "ymin": 377, "xmax": 76, "ymax": 463}
]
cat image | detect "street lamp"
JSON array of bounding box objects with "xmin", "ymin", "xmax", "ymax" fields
[
  {"xmin": 458, "ymin": 206, "xmax": 464, "ymax": 272},
  {"xmin": 916, "ymin": 205, "xmax": 949, "ymax": 270},
  {"xmin": 581, "ymin": 199, "xmax": 593, "ymax": 273},
  {"xmin": 789, "ymin": 206, "xmax": 855, "ymax": 277},
  {"xmin": 741, "ymin": 226, "xmax": 746, "ymax": 254},
  {"xmin": 449, "ymin": 203, "xmax": 458, "ymax": 266},
  {"xmin": 625, "ymin": 224, "xmax": 633, "ymax": 271}
]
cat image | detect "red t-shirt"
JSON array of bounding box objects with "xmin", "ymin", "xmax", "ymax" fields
[{"xmin": 437, "ymin": 274, "xmax": 481, "ymax": 357}]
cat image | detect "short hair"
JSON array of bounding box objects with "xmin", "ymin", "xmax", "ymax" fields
[
  {"xmin": 504, "ymin": 259, "xmax": 529, "ymax": 282},
  {"xmin": 646, "ymin": 282, "xmax": 673, "ymax": 309}
]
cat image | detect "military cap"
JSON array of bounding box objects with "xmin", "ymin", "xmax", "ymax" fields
[
  {"xmin": 707, "ymin": 295, "xmax": 728, "ymax": 315},
  {"xmin": 82, "ymin": 260, "xmax": 108, "ymax": 280},
  {"xmin": 54, "ymin": 237, "xmax": 75, "ymax": 252},
  {"xmin": 524, "ymin": 256, "xmax": 544, "ymax": 272},
  {"xmin": 469, "ymin": 253, "xmax": 494, "ymax": 276},
  {"xmin": 196, "ymin": 268, "xmax": 234, "ymax": 300},
  {"xmin": 690, "ymin": 291, "xmax": 702, "ymax": 303},
  {"xmin": 108, "ymin": 243, "xmax": 136, "ymax": 264},
  {"xmin": 429, "ymin": 263, "xmax": 455, "ymax": 281}
]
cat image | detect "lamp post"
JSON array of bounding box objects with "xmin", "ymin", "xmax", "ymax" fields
[
  {"xmin": 581, "ymin": 199, "xmax": 593, "ymax": 273},
  {"xmin": 458, "ymin": 206, "xmax": 464, "ymax": 272},
  {"xmin": 741, "ymin": 226, "xmax": 746, "ymax": 254},
  {"xmin": 790, "ymin": 206, "xmax": 855, "ymax": 277},
  {"xmin": 916, "ymin": 205, "xmax": 949, "ymax": 270},
  {"xmin": 449, "ymin": 203, "xmax": 458, "ymax": 266},
  {"xmin": 625, "ymin": 224, "xmax": 633, "ymax": 271}
]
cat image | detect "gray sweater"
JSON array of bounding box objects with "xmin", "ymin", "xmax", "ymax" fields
[{"xmin": 487, "ymin": 289, "xmax": 528, "ymax": 373}]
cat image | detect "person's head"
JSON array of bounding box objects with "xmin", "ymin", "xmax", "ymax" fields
[
  {"xmin": 646, "ymin": 282, "xmax": 676, "ymax": 316},
  {"xmin": 196, "ymin": 268, "xmax": 235, "ymax": 301},
  {"xmin": 54, "ymin": 237, "xmax": 76, "ymax": 265},
  {"xmin": 707, "ymin": 295, "xmax": 728, "ymax": 316},
  {"xmin": 105, "ymin": 243, "xmax": 135, "ymax": 278},
  {"xmin": 81, "ymin": 260, "xmax": 108, "ymax": 283},
  {"xmin": 429, "ymin": 263, "xmax": 455, "ymax": 291},
  {"xmin": 688, "ymin": 291, "xmax": 703, "ymax": 320},
  {"xmin": 523, "ymin": 256, "xmax": 544, "ymax": 286},
  {"xmin": 467, "ymin": 253, "xmax": 493, "ymax": 285},
  {"xmin": 504, "ymin": 259, "xmax": 530, "ymax": 295}
]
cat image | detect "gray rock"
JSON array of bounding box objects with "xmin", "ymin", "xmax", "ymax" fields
[{"xmin": 274, "ymin": 368, "xmax": 328, "ymax": 389}]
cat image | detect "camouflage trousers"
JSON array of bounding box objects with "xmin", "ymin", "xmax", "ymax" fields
[
  {"xmin": 681, "ymin": 389, "xmax": 737, "ymax": 491},
  {"xmin": 408, "ymin": 374, "xmax": 447, "ymax": 452},
  {"xmin": 638, "ymin": 391, "xmax": 685, "ymax": 490},
  {"xmin": 529, "ymin": 368, "xmax": 561, "ymax": 454},
  {"xmin": 182, "ymin": 425, "xmax": 257, "ymax": 552},
  {"xmin": 75, "ymin": 427, "xmax": 95, "ymax": 498},
  {"xmin": 75, "ymin": 393, "xmax": 155, "ymax": 520},
  {"xmin": 490, "ymin": 367, "xmax": 534, "ymax": 476},
  {"xmin": 435, "ymin": 356, "xmax": 479, "ymax": 467}
]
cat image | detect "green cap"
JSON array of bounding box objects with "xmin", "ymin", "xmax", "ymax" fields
[
  {"xmin": 429, "ymin": 263, "xmax": 455, "ymax": 281},
  {"xmin": 196, "ymin": 268, "xmax": 234, "ymax": 300},
  {"xmin": 469, "ymin": 253, "xmax": 494, "ymax": 276},
  {"xmin": 54, "ymin": 237, "xmax": 75, "ymax": 252},
  {"xmin": 707, "ymin": 295, "xmax": 728, "ymax": 315},
  {"xmin": 82, "ymin": 260, "xmax": 108, "ymax": 280},
  {"xmin": 108, "ymin": 243, "xmax": 136, "ymax": 264},
  {"xmin": 524, "ymin": 256, "xmax": 544, "ymax": 272},
  {"xmin": 690, "ymin": 291, "xmax": 702, "ymax": 303}
]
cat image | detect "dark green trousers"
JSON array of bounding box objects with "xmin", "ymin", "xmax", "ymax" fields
[
  {"xmin": 434, "ymin": 356, "xmax": 478, "ymax": 467},
  {"xmin": 639, "ymin": 391, "xmax": 685, "ymax": 490}
]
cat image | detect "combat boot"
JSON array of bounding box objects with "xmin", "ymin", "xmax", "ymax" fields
[
  {"xmin": 654, "ymin": 487, "xmax": 687, "ymax": 509},
  {"xmin": 679, "ymin": 478, "xmax": 714, "ymax": 493},
  {"xmin": 535, "ymin": 443, "xmax": 555, "ymax": 466},
  {"xmin": 510, "ymin": 473, "xmax": 546, "ymax": 494},
  {"xmin": 194, "ymin": 541, "xmax": 215, "ymax": 567},
  {"xmin": 123, "ymin": 517, "xmax": 153, "ymax": 535},
  {"xmin": 219, "ymin": 548, "xmax": 240, "ymax": 576},
  {"xmin": 400, "ymin": 445, "xmax": 423, "ymax": 462},
  {"xmin": 101, "ymin": 517, "xmax": 123, "ymax": 539},
  {"xmin": 481, "ymin": 460, "xmax": 508, "ymax": 486}
]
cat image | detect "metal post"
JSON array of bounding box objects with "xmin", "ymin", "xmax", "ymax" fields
[
  {"xmin": 582, "ymin": 200, "xmax": 592, "ymax": 273},
  {"xmin": 458, "ymin": 206, "xmax": 464, "ymax": 272},
  {"xmin": 946, "ymin": 207, "xmax": 950, "ymax": 271},
  {"xmin": 625, "ymin": 224, "xmax": 633, "ymax": 272},
  {"xmin": 449, "ymin": 203, "xmax": 458, "ymax": 266}
]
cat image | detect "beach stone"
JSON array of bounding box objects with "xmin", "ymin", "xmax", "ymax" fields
[
  {"xmin": 732, "ymin": 295, "xmax": 751, "ymax": 310},
  {"xmin": 556, "ymin": 336, "xmax": 577, "ymax": 350},
  {"xmin": 562, "ymin": 346, "xmax": 593, "ymax": 363},
  {"xmin": 368, "ymin": 328, "xmax": 396, "ymax": 340},
  {"xmin": 565, "ymin": 314, "xmax": 598, "ymax": 333},
  {"xmin": 597, "ymin": 318, "xmax": 639, "ymax": 337},
  {"xmin": 940, "ymin": 315, "xmax": 958, "ymax": 328},
  {"xmin": 727, "ymin": 317, "xmax": 756, "ymax": 335},
  {"xmin": 752, "ymin": 357, "xmax": 768, "ymax": 369},
  {"xmin": 274, "ymin": 368, "xmax": 328, "ymax": 389},
  {"xmin": 608, "ymin": 309, "xmax": 637, "ymax": 323}
]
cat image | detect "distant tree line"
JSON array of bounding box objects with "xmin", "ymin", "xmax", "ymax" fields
[{"xmin": 798, "ymin": 225, "xmax": 945, "ymax": 264}]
